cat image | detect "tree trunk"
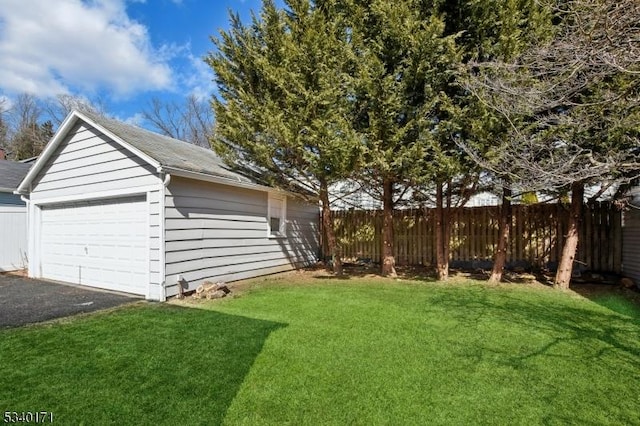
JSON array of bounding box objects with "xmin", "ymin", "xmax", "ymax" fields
[
  {"xmin": 381, "ymin": 177, "xmax": 397, "ymax": 277},
  {"xmin": 489, "ymin": 186, "xmax": 512, "ymax": 283},
  {"xmin": 435, "ymin": 182, "xmax": 449, "ymax": 280},
  {"xmin": 319, "ymin": 179, "xmax": 343, "ymax": 276},
  {"xmin": 554, "ymin": 181, "xmax": 585, "ymax": 289},
  {"xmin": 444, "ymin": 180, "xmax": 452, "ymax": 275}
]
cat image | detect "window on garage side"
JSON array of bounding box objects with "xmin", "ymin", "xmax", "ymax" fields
[{"xmin": 268, "ymin": 193, "xmax": 286, "ymax": 237}]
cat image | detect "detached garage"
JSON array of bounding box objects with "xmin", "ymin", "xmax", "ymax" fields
[{"xmin": 16, "ymin": 110, "xmax": 319, "ymax": 300}]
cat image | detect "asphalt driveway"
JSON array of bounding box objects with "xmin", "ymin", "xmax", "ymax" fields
[{"xmin": 0, "ymin": 273, "xmax": 141, "ymax": 328}]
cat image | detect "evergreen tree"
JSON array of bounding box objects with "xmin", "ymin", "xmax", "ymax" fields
[
  {"xmin": 208, "ymin": 0, "xmax": 362, "ymax": 275},
  {"xmin": 442, "ymin": 0, "xmax": 555, "ymax": 281},
  {"xmin": 440, "ymin": 0, "xmax": 553, "ymax": 61},
  {"xmin": 342, "ymin": 0, "xmax": 461, "ymax": 276}
]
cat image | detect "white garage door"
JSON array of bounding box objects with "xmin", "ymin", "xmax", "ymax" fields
[{"xmin": 40, "ymin": 195, "xmax": 148, "ymax": 295}]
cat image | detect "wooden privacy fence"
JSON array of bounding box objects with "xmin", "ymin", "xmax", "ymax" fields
[{"xmin": 323, "ymin": 202, "xmax": 622, "ymax": 273}]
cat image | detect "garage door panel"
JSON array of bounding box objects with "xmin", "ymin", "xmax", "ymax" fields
[
  {"xmin": 40, "ymin": 196, "xmax": 148, "ymax": 295},
  {"xmin": 80, "ymin": 268, "xmax": 146, "ymax": 293},
  {"xmin": 83, "ymin": 255, "xmax": 147, "ymax": 267}
]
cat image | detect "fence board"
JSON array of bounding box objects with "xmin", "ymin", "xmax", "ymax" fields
[{"xmin": 324, "ymin": 202, "xmax": 622, "ymax": 272}]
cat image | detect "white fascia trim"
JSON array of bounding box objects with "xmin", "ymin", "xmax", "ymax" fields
[
  {"xmin": 16, "ymin": 112, "xmax": 80, "ymax": 194},
  {"xmin": 29, "ymin": 185, "xmax": 161, "ymax": 206},
  {"xmin": 0, "ymin": 206, "xmax": 26, "ymax": 213},
  {"xmin": 72, "ymin": 110, "xmax": 161, "ymax": 172},
  {"xmin": 161, "ymin": 166, "xmax": 292, "ymax": 196},
  {"xmin": 16, "ymin": 110, "xmax": 161, "ymax": 194}
]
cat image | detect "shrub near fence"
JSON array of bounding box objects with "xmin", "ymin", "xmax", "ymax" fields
[{"xmin": 324, "ymin": 202, "xmax": 622, "ymax": 273}]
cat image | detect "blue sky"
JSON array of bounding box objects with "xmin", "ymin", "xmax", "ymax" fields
[{"xmin": 0, "ymin": 0, "xmax": 275, "ymax": 124}]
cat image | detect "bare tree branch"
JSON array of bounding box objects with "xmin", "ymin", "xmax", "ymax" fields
[
  {"xmin": 142, "ymin": 95, "xmax": 214, "ymax": 148},
  {"xmin": 462, "ymin": 0, "xmax": 640, "ymax": 194}
]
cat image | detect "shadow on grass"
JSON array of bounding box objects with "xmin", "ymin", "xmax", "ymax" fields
[
  {"xmin": 0, "ymin": 304, "xmax": 286, "ymax": 425},
  {"xmin": 571, "ymin": 284, "xmax": 640, "ymax": 322},
  {"xmin": 422, "ymin": 287, "xmax": 640, "ymax": 423},
  {"xmin": 309, "ymin": 263, "xmax": 438, "ymax": 282},
  {"xmin": 430, "ymin": 287, "xmax": 640, "ymax": 357},
  {"xmin": 426, "ymin": 286, "xmax": 640, "ymax": 373}
]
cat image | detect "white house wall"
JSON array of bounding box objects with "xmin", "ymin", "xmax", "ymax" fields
[
  {"xmin": 30, "ymin": 123, "xmax": 159, "ymax": 202},
  {"xmin": 0, "ymin": 194, "xmax": 27, "ymax": 271},
  {"xmin": 27, "ymin": 121, "xmax": 162, "ymax": 297},
  {"xmin": 164, "ymin": 176, "xmax": 319, "ymax": 296}
]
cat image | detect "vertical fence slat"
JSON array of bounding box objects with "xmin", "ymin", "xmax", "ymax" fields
[
  {"xmin": 599, "ymin": 203, "xmax": 607, "ymax": 271},
  {"xmin": 327, "ymin": 202, "xmax": 620, "ymax": 272},
  {"xmin": 613, "ymin": 204, "xmax": 622, "ymax": 273}
]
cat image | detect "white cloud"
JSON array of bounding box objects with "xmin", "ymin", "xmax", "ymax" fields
[
  {"xmin": 0, "ymin": 0, "xmax": 173, "ymax": 98},
  {"xmin": 180, "ymin": 53, "xmax": 216, "ymax": 101},
  {"xmin": 121, "ymin": 111, "xmax": 145, "ymax": 126}
]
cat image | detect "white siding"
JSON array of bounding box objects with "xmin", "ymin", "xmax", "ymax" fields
[
  {"xmin": 30, "ymin": 123, "xmax": 158, "ymax": 201},
  {"xmin": 622, "ymin": 198, "xmax": 640, "ymax": 284},
  {"xmin": 28, "ymin": 121, "xmax": 162, "ymax": 293},
  {"xmin": 164, "ymin": 177, "xmax": 319, "ymax": 296},
  {"xmin": 0, "ymin": 195, "xmax": 27, "ymax": 271}
]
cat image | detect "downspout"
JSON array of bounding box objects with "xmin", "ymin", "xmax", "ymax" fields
[
  {"xmin": 159, "ymin": 172, "xmax": 171, "ymax": 302},
  {"xmin": 20, "ymin": 195, "xmax": 31, "ymax": 275}
]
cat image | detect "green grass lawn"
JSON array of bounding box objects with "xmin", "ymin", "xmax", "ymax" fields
[{"xmin": 2, "ymin": 278, "xmax": 639, "ymax": 425}]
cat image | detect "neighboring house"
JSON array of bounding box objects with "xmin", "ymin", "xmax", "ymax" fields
[
  {"xmin": 16, "ymin": 110, "xmax": 319, "ymax": 301},
  {"xmin": 329, "ymin": 181, "xmax": 503, "ymax": 210},
  {"xmin": 622, "ymin": 186, "xmax": 640, "ymax": 285},
  {"xmin": 0, "ymin": 159, "xmax": 31, "ymax": 271}
]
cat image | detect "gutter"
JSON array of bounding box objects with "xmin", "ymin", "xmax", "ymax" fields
[
  {"xmin": 20, "ymin": 194, "xmax": 32, "ymax": 278},
  {"xmin": 160, "ymin": 166, "xmax": 292, "ymax": 196}
]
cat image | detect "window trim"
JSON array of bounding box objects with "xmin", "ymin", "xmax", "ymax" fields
[{"xmin": 267, "ymin": 193, "xmax": 287, "ymax": 238}]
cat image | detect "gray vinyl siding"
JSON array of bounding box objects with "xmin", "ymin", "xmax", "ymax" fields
[
  {"xmin": 164, "ymin": 176, "xmax": 319, "ymax": 296},
  {"xmin": 28, "ymin": 121, "xmax": 162, "ymax": 292},
  {"xmin": 30, "ymin": 122, "xmax": 158, "ymax": 201},
  {"xmin": 622, "ymin": 192, "xmax": 640, "ymax": 284}
]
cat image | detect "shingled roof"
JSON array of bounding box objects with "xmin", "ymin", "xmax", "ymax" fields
[
  {"xmin": 16, "ymin": 110, "xmax": 283, "ymax": 196},
  {"xmin": 0, "ymin": 160, "xmax": 32, "ymax": 193},
  {"xmin": 81, "ymin": 111, "xmax": 255, "ymax": 184}
]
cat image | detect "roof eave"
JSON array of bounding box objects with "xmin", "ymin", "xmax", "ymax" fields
[
  {"xmin": 161, "ymin": 166, "xmax": 293, "ymax": 196},
  {"xmin": 15, "ymin": 112, "xmax": 76, "ymax": 194}
]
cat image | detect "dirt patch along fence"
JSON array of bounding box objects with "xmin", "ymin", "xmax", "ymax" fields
[{"xmin": 323, "ymin": 202, "xmax": 622, "ymax": 273}]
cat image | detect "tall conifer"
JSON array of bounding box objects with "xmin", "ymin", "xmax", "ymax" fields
[{"xmin": 208, "ymin": 0, "xmax": 362, "ymax": 274}]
